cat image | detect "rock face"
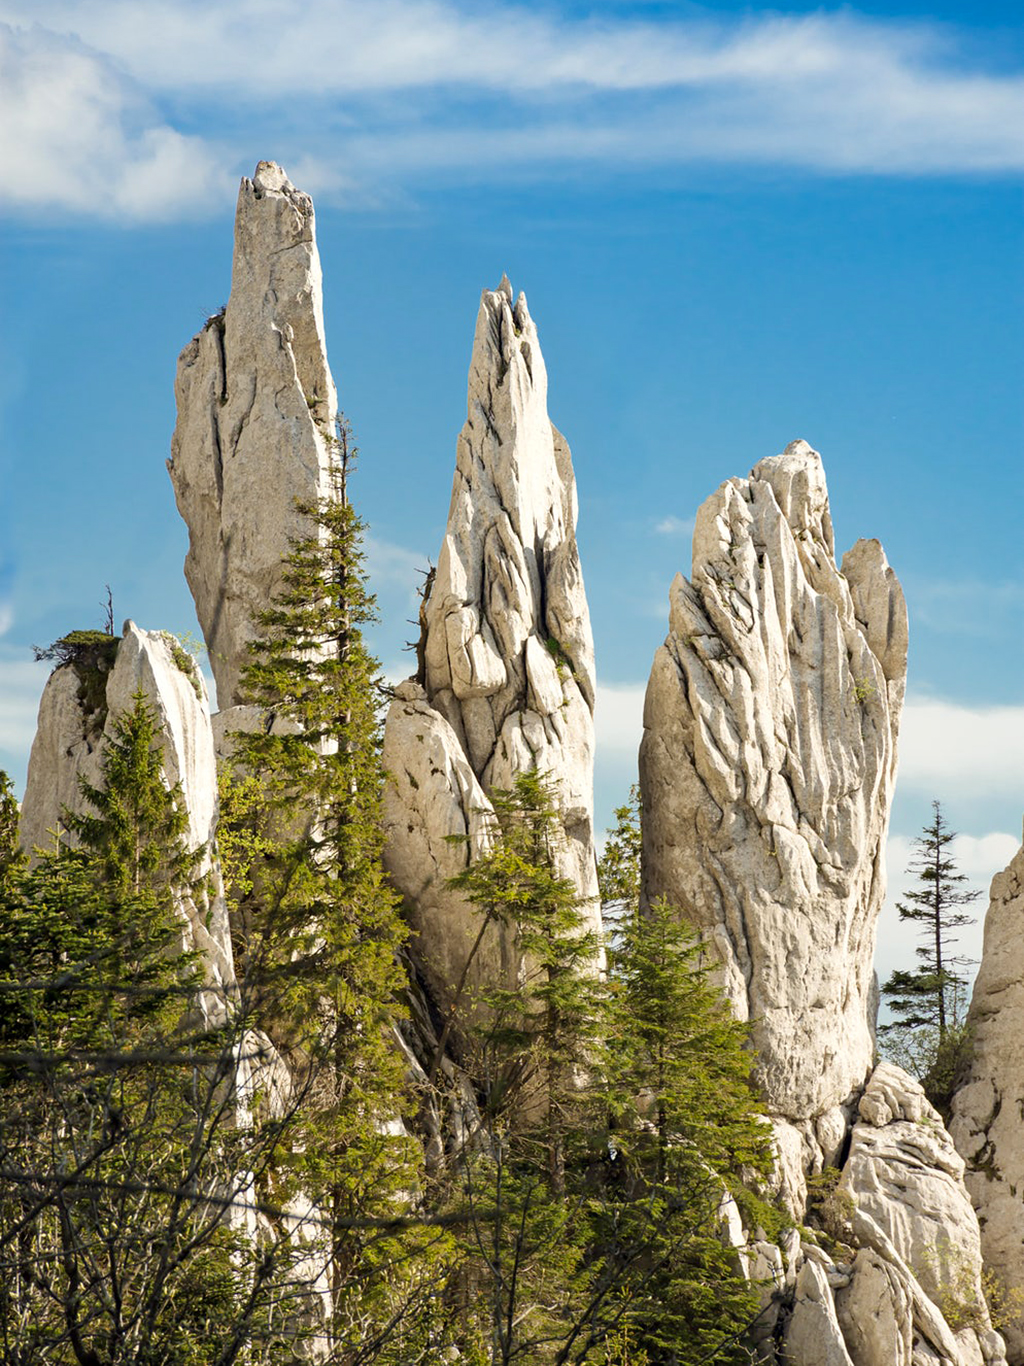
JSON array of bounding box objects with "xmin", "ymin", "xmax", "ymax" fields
[
  {"xmin": 20, "ymin": 621, "xmax": 234, "ymax": 1007},
  {"xmin": 639, "ymin": 442, "xmax": 907, "ymax": 1143},
  {"xmin": 950, "ymin": 838, "xmax": 1024, "ymax": 1365},
  {"xmin": 382, "ymin": 278, "xmax": 599, "ymax": 1026},
  {"xmin": 779, "ymin": 1065, "xmax": 1006, "ymax": 1366},
  {"xmin": 835, "ymin": 1064, "xmax": 1004, "ymax": 1366},
  {"xmin": 169, "ymin": 160, "xmax": 336, "ymax": 708}
]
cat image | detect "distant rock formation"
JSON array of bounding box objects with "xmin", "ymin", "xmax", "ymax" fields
[
  {"xmin": 640, "ymin": 441, "xmax": 907, "ymax": 1166},
  {"xmin": 950, "ymin": 838, "xmax": 1024, "ymax": 1365},
  {"xmin": 382, "ymin": 278, "xmax": 599, "ymax": 1030},
  {"xmin": 169, "ymin": 160, "xmax": 336, "ymax": 709},
  {"xmin": 20, "ymin": 621, "xmax": 234, "ymax": 1018}
]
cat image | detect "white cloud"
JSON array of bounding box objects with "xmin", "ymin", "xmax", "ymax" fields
[
  {"xmin": 654, "ymin": 515, "xmax": 695, "ymax": 538},
  {"xmin": 595, "ymin": 681, "xmax": 645, "ymax": 755},
  {"xmin": 897, "ymin": 696, "xmax": 1024, "ymax": 800},
  {"xmin": 906, "ymin": 577, "xmax": 1024, "ymax": 639},
  {"xmin": 1, "ymin": 3, "xmax": 1023, "ymax": 221},
  {"xmin": 0, "ymin": 23, "xmax": 231, "ymax": 220},
  {"xmin": 0, "ymin": 656, "xmax": 49, "ymax": 783},
  {"xmin": 364, "ymin": 535, "xmax": 430, "ymax": 605}
]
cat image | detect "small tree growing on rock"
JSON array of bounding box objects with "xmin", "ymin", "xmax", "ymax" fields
[{"xmin": 880, "ymin": 801, "xmax": 979, "ymax": 1115}]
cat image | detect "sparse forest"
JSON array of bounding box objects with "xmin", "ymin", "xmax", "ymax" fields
[{"xmin": 0, "ymin": 432, "xmax": 782, "ymax": 1364}]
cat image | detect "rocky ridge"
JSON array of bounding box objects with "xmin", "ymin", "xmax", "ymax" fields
[
  {"xmin": 950, "ymin": 838, "xmax": 1024, "ymax": 1365},
  {"xmin": 382, "ymin": 276, "xmax": 600, "ymax": 1028},
  {"xmin": 15, "ymin": 160, "xmax": 1018, "ymax": 1362}
]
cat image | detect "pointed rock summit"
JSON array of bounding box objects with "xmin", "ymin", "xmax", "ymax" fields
[
  {"xmin": 169, "ymin": 160, "xmax": 337, "ymax": 708},
  {"xmin": 640, "ymin": 441, "xmax": 907, "ymax": 1153},
  {"xmin": 950, "ymin": 837, "xmax": 1024, "ymax": 1365},
  {"xmin": 383, "ymin": 280, "xmax": 599, "ymax": 1025},
  {"xmin": 20, "ymin": 622, "xmax": 234, "ymax": 1016}
]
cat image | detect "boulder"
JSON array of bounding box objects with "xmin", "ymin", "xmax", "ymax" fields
[
  {"xmin": 639, "ymin": 442, "xmax": 907, "ymax": 1134},
  {"xmin": 382, "ymin": 278, "xmax": 599, "ymax": 1026},
  {"xmin": 169, "ymin": 160, "xmax": 336, "ymax": 708}
]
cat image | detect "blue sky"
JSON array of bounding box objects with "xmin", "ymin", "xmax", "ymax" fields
[{"xmin": 1, "ymin": 0, "xmax": 1021, "ymax": 992}]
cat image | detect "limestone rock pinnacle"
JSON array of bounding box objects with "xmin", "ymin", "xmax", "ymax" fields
[
  {"xmin": 168, "ymin": 161, "xmax": 336, "ymax": 707},
  {"xmin": 382, "ymin": 280, "xmax": 599, "ymax": 1027},
  {"xmin": 19, "ymin": 622, "xmax": 234, "ymax": 1018},
  {"xmin": 640, "ymin": 441, "xmax": 908, "ymax": 1137}
]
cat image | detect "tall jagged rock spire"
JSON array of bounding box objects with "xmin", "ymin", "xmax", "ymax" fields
[
  {"xmin": 640, "ymin": 441, "xmax": 907, "ymax": 1157},
  {"xmin": 168, "ymin": 160, "xmax": 337, "ymax": 708},
  {"xmin": 383, "ymin": 279, "xmax": 599, "ymax": 1026}
]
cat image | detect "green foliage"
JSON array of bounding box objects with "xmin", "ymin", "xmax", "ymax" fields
[
  {"xmin": 163, "ymin": 631, "xmax": 204, "ymax": 698},
  {"xmin": 0, "ymin": 695, "xmax": 306, "ymax": 1362},
  {"xmin": 435, "ymin": 781, "xmax": 776, "ymax": 1364},
  {"xmin": 450, "ymin": 769, "xmax": 603, "ymax": 1189},
  {"xmin": 0, "ymin": 771, "xmax": 21, "ymax": 889},
  {"xmin": 595, "ymin": 785, "xmax": 642, "ymax": 921},
  {"xmin": 33, "ymin": 628, "xmax": 121, "ymax": 731},
  {"xmin": 881, "ymin": 800, "xmax": 979, "ymax": 1049},
  {"xmin": 804, "ymin": 1167, "xmax": 856, "ymax": 1256},
  {"xmin": 229, "ymin": 416, "xmax": 421, "ymax": 1349}
]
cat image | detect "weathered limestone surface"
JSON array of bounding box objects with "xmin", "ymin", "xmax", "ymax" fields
[
  {"xmin": 169, "ymin": 160, "xmax": 336, "ymax": 708},
  {"xmin": 837, "ymin": 1065, "xmax": 1005, "ymax": 1366},
  {"xmin": 20, "ymin": 621, "xmax": 234, "ymax": 1003},
  {"xmin": 785, "ymin": 1257, "xmax": 856, "ymax": 1366},
  {"xmin": 950, "ymin": 838, "xmax": 1024, "ymax": 1365},
  {"xmin": 775, "ymin": 1067, "xmax": 1005, "ymax": 1366},
  {"xmin": 383, "ymin": 278, "xmax": 599, "ymax": 1022},
  {"xmin": 640, "ymin": 442, "xmax": 907, "ymax": 1131}
]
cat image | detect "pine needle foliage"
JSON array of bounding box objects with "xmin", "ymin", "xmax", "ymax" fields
[
  {"xmin": 449, "ymin": 769, "xmax": 604, "ymax": 1191},
  {"xmin": 227, "ymin": 417, "xmax": 418, "ymax": 1347},
  {"xmin": 0, "ymin": 696, "xmax": 292, "ymax": 1363},
  {"xmin": 881, "ymin": 801, "xmax": 979, "ymax": 1040},
  {"xmin": 592, "ymin": 793, "xmax": 778, "ymax": 1365}
]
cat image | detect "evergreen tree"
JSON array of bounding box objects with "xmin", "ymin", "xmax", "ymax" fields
[
  {"xmin": 881, "ymin": 801, "xmax": 979, "ymax": 1039},
  {"xmin": 227, "ymin": 416, "xmax": 418, "ymax": 1352},
  {"xmin": 586, "ymin": 791, "xmax": 778, "ymax": 1365},
  {"xmin": 442, "ymin": 770, "xmax": 604, "ymax": 1363},
  {"xmin": 0, "ymin": 694, "xmax": 303, "ymax": 1363},
  {"xmin": 0, "ymin": 771, "xmax": 21, "ymax": 890},
  {"xmin": 449, "ymin": 769, "xmax": 603, "ymax": 1193}
]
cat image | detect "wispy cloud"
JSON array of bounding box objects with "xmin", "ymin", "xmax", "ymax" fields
[
  {"xmin": 654, "ymin": 515, "xmax": 695, "ymax": 538},
  {"xmin": 2, "ymin": 2, "xmax": 1022, "ymax": 221},
  {"xmin": 906, "ymin": 576, "xmax": 1024, "ymax": 640}
]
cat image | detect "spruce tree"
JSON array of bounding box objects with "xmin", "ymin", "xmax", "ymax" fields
[
  {"xmin": 587, "ymin": 792, "xmax": 778, "ymax": 1365},
  {"xmin": 443, "ymin": 769, "xmax": 604, "ymax": 1363},
  {"xmin": 227, "ymin": 416, "xmax": 417, "ymax": 1349},
  {"xmin": 881, "ymin": 801, "xmax": 979, "ymax": 1039},
  {"xmin": 0, "ymin": 694, "xmax": 300, "ymax": 1363}
]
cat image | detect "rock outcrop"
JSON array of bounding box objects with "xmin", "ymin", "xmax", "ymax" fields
[
  {"xmin": 639, "ymin": 441, "xmax": 907, "ymax": 1158},
  {"xmin": 20, "ymin": 621, "xmax": 234, "ymax": 1012},
  {"xmin": 782, "ymin": 1065, "xmax": 1006, "ymax": 1366},
  {"xmin": 382, "ymin": 277, "xmax": 599, "ymax": 1028},
  {"xmin": 950, "ymin": 838, "xmax": 1024, "ymax": 1364},
  {"xmin": 169, "ymin": 160, "xmax": 336, "ymax": 708}
]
